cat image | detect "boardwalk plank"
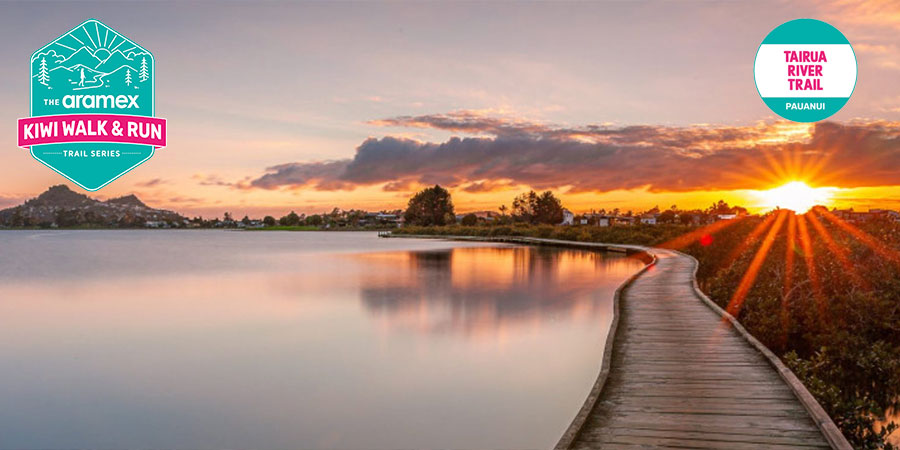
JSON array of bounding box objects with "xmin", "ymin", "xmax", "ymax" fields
[{"xmin": 565, "ymin": 249, "xmax": 836, "ymax": 449}]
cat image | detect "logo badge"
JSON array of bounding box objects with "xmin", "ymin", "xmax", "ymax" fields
[
  {"xmin": 754, "ymin": 19, "xmax": 857, "ymax": 123},
  {"xmin": 18, "ymin": 19, "xmax": 166, "ymax": 191}
]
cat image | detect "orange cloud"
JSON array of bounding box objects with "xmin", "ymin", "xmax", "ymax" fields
[{"xmin": 242, "ymin": 113, "xmax": 900, "ymax": 195}]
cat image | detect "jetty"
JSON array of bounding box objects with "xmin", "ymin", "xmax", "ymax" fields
[{"xmin": 379, "ymin": 234, "xmax": 851, "ymax": 449}]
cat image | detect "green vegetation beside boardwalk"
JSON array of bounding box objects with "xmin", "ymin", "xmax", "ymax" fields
[
  {"xmin": 394, "ymin": 216, "xmax": 900, "ymax": 449},
  {"xmin": 395, "ymin": 223, "xmax": 691, "ymax": 246}
]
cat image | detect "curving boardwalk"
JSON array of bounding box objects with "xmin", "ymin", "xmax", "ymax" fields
[
  {"xmin": 379, "ymin": 235, "xmax": 850, "ymax": 449},
  {"xmin": 564, "ymin": 248, "xmax": 847, "ymax": 450}
]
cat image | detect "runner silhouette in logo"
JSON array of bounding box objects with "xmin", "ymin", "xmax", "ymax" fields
[{"xmin": 78, "ymin": 68, "xmax": 85, "ymax": 87}]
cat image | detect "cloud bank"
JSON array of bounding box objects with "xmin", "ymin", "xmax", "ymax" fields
[{"xmin": 245, "ymin": 111, "xmax": 900, "ymax": 193}]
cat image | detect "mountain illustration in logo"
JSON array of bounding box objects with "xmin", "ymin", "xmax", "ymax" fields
[{"xmin": 31, "ymin": 20, "xmax": 152, "ymax": 93}]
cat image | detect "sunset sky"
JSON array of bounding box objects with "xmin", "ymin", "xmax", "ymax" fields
[{"xmin": 1, "ymin": 1, "xmax": 900, "ymax": 217}]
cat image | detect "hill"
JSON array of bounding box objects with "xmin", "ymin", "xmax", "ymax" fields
[{"xmin": 0, "ymin": 185, "xmax": 185, "ymax": 228}]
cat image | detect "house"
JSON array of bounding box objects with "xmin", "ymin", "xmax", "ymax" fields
[
  {"xmin": 640, "ymin": 213, "xmax": 658, "ymax": 225},
  {"xmin": 362, "ymin": 211, "xmax": 403, "ymax": 227},
  {"xmin": 833, "ymin": 208, "xmax": 900, "ymax": 223},
  {"xmin": 872, "ymin": 209, "xmax": 900, "ymax": 222},
  {"xmin": 560, "ymin": 209, "xmax": 575, "ymax": 225},
  {"xmin": 578, "ymin": 213, "xmax": 614, "ymax": 227},
  {"xmin": 615, "ymin": 216, "xmax": 635, "ymax": 226}
]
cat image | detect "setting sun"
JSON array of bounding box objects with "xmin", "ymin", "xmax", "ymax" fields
[{"xmin": 755, "ymin": 181, "xmax": 836, "ymax": 213}]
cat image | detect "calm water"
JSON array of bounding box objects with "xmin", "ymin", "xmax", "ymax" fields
[{"xmin": 0, "ymin": 231, "xmax": 643, "ymax": 449}]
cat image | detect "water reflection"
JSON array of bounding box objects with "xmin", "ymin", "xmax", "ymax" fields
[
  {"xmin": 356, "ymin": 247, "xmax": 641, "ymax": 337},
  {"xmin": 0, "ymin": 231, "xmax": 643, "ymax": 450}
]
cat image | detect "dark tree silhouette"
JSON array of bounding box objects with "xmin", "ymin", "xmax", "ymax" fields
[
  {"xmin": 404, "ymin": 185, "xmax": 455, "ymax": 226},
  {"xmin": 511, "ymin": 190, "xmax": 564, "ymax": 224},
  {"xmin": 279, "ymin": 211, "xmax": 301, "ymax": 226}
]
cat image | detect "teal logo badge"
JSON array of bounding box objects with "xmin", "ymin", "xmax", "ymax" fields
[
  {"xmin": 18, "ymin": 19, "xmax": 166, "ymax": 191},
  {"xmin": 754, "ymin": 19, "xmax": 857, "ymax": 123}
]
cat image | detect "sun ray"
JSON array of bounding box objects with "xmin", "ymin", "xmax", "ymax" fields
[
  {"xmin": 108, "ymin": 34, "xmax": 116, "ymax": 50},
  {"xmin": 724, "ymin": 210, "xmax": 787, "ymax": 316},
  {"xmin": 658, "ymin": 216, "xmax": 747, "ymax": 250},
  {"xmin": 741, "ymin": 154, "xmax": 784, "ymax": 187},
  {"xmin": 95, "ymin": 22, "xmax": 102, "ymax": 49},
  {"xmin": 55, "ymin": 41, "xmax": 77, "ymax": 52},
  {"xmin": 69, "ymin": 33, "xmax": 86, "ymax": 49},
  {"xmin": 109, "ymin": 39, "xmax": 126, "ymax": 53},
  {"xmin": 782, "ymin": 145, "xmax": 799, "ymax": 181},
  {"xmin": 802, "ymin": 147, "xmax": 836, "ymax": 183},
  {"xmin": 807, "ymin": 210, "xmax": 870, "ymax": 290},
  {"xmin": 796, "ymin": 214, "xmax": 828, "ymax": 322},
  {"xmin": 103, "ymin": 28, "xmax": 109, "ymax": 47},
  {"xmin": 722, "ymin": 212, "xmax": 778, "ymax": 269},
  {"xmin": 781, "ymin": 212, "xmax": 798, "ymax": 347},
  {"xmin": 761, "ymin": 148, "xmax": 790, "ymax": 182},
  {"xmin": 816, "ymin": 207, "xmax": 900, "ymax": 266},
  {"xmin": 82, "ymin": 26, "xmax": 97, "ymax": 50}
]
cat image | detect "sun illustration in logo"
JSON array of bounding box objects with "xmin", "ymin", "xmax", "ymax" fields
[{"xmin": 31, "ymin": 19, "xmax": 152, "ymax": 93}]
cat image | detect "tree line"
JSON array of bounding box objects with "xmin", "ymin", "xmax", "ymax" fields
[
  {"xmin": 402, "ymin": 184, "xmax": 748, "ymax": 227},
  {"xmin": 403, "ymin": 185, "xmax": 567, "ymax": 226}
]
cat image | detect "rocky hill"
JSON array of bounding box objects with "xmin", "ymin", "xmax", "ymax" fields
[{"xmin": 0, "ymin": 185, "xmax": 186, "ymax": 228}]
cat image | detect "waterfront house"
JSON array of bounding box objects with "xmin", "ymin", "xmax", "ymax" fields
[
  {"xmin": 640, "ymin": 214, "xmax": 659, "ymax": 225},
  {"xmin": 561, "ymin": 209, "xmax": 575, "ymax": 225}
]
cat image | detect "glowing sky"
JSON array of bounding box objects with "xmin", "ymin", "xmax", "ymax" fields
[{"xmin": 1, "ymin": 1, "xmax": 899, "ymax": 217}]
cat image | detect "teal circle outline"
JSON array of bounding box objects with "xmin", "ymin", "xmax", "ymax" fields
[{"xmin": 753, "ymin": 18, "xmax": 857, "ymax": 123}]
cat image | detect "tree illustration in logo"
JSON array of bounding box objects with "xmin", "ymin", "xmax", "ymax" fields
[
  {"xmin": 139, "ymin": 57, "xmax": 149, "ymax": 82},
  {"xmin": 30, "ymin": 21, "xmax": 153, "ymax": 94},
  {"xmin": 38, "ymin": 57, "xmax": 50, "ymax": 86}
]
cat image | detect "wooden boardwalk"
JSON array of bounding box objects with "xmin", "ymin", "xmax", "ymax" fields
[
  {"xmin": 380, "ymin": 235, "xmax": 849, "ymax": 449},
  {"xmin": 563, "ymin": 248, "xmax": 847, "ymax": 450}
]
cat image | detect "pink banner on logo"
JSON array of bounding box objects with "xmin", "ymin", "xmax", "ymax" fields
[{"xmin": 18, "ymin": 114, "xmax": 167, "ymax": 149}]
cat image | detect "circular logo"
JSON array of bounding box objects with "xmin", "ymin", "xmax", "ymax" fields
[{"xmin": 754, "ymin": 19, "xmax": 856, "ymax": 122}]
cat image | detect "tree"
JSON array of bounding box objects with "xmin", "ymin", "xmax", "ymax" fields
[
  {"xmin": 38, "ymin": 57, "xmax": 50, "ymax": 86},
  {"xmin": 279, "ymin": 211, "xmax": 300, "ymax": 226},
  {"xmin": 707, "ymin": 200, "xmax": 749, "ymax": 216},
  {"xmin": 404, "ymin": 185, "xmax": 455, "ymax": 226},
  {"xmin": 139, "ymin": 57, "xmax": 149, "ymax": 82},
  {"xmin": 511, "ymin": 190, "xmax": 564, "ymax": 224},
  {"xmin": 658, "ymin": 210, "xmax": 677, "ymax": 224},
  {"xmin": 263, "ymin": 215, "xmax": 276, "ymax": 227},
  {"xmin": 499, "ymin": 205, "xmax": 508, "ymax": 216},
  {"xmin": 461, "ymin": 213, "xmax": 478, "ymax": 226},
  {"xmin": 241, "ymin": 215, "xmax": 251, "ymax": 225},
  {"xmin": 125, "ymin": 69, "xmax": 132, "ymax": 86},
  {"xmin": 305, "ymin": 214, "xmax": 323, "ymax": 226}
]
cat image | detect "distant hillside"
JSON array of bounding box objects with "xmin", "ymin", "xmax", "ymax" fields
[
  {"xmin": 106, "ymin": 194, "xmax": 147, "ymax": 208},
  {"xmin": 0, "ymin": 185, "xmax": 185, "ymax": 228}
]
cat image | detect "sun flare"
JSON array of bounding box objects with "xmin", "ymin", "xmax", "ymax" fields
[{"xmin": 755, "ymin": 181, "xmax": 836, "ymax": 213}]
